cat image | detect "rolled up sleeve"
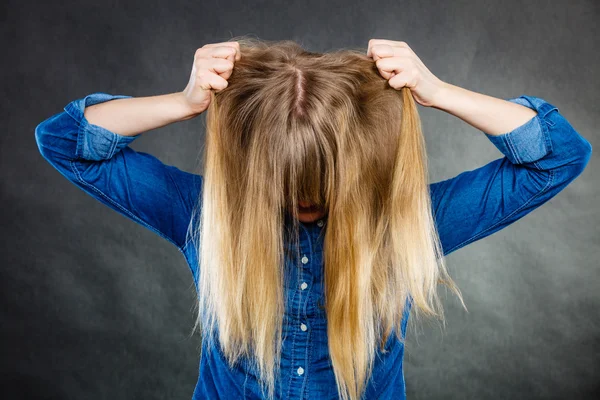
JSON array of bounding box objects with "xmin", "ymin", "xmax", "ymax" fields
[
  {"xmin": 430, "ymin": 95, "xmax": 592, "ymax": 256},
  {"xmin": 35, "ymin": 93, "xmax": 203, "ymax": 270},
  {"xmin": 35, "ymin": 92, "xmax": 139, "ymax": 163},
  {"xmin": 67, "ymin": 92, "xmax": 138, "ymax": 160},
  {"xmin": 484, "ymin": 95, "xmax": 592, "ymax": 172}
]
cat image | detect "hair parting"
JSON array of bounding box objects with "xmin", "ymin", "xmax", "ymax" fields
[{"xmin": 186, "ymin": 36, "xmax": 466, "ymax": 400}]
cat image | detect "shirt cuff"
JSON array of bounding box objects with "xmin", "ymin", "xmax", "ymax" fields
[
  {"xmin": 64, "ymin": 92, "xmax": 139, "ymax": 161},
  {"xmin": 483, "ymin": 95, "xmax": 557, "ymax": 165}
]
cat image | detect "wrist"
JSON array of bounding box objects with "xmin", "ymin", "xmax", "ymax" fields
[
  {"xmin": 430, "ymin": 81, "xmax": 456, "ymax": 110},
  {"xmin": 172, "ymin": 91, "xmax": 203, "ymax": 121}
]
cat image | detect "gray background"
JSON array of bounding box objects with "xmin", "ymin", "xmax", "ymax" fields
[{"xmin": 2, "ymin": 0, "xmax": 598, "ymax": 399}]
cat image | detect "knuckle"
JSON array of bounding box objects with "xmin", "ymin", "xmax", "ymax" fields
[{"xmin": 194, "ymin": 58, "xmax": 204, "ymax": 69}]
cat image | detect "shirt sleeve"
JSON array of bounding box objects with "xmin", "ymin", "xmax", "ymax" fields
[
  {"xmin": 429, "ymin": 95, "xmax": 592, "ymax": 256},
  {"xmin": 35, "ymin": 92, "xmax": 203, "ymax": 253}
]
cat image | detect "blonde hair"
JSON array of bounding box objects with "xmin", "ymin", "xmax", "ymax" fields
[{"xmin": 187, "ymin": 36, "xmax": 466, "ymax": 400}]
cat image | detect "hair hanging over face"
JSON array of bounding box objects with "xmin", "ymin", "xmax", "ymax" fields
[{"xmin": 187, "ymin": 36, "xmax": 466, "ymax": 400}]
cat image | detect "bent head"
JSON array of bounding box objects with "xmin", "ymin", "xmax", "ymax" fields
[
  {"xmin": 194, "ymin": 37, "xmax": 463, "ymax": 400},
  {"xmin": 292, "ymin": 200, "xmax": 327, "ymax": 222},
  {"xmin": 205, "ymin": 38, "xmax": 402, "ymax": 230}
]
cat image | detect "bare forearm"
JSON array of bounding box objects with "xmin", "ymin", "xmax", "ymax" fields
[
  {"xmin": 83, "ymin": 92, "xmax": 201, "ymax": 137},
  {"xmin": 431, "ymin": 83, "xmax": 537, "ymax": 136}
]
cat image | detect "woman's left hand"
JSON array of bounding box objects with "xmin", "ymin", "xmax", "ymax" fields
[{"xmin": 367, "ymin": 39, "xmax": 448, "ymax": 108}]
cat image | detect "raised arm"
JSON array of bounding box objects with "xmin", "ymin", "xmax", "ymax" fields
[
  {"xmin": 366, "ymin": 39, "xmax": 593, "ymax": 257},
  {"xmin": 34, "ymin": 41, "xmax": 241, "ymax": 284},
  {"xmin": 35, "ymin": 92, "xmax": 204, "ymax": 254},
  {"xmin": 428, "ymin": 91, "xmax": 592, "ymax": 256},
  {"xmin": 82, "ymin": 92, "xmax": 200, "ymax": 136}
]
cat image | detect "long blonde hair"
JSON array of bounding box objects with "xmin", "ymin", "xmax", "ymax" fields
[{"xmin": 187, "ymin": 36, "xmax": 466, "ymax": 400}]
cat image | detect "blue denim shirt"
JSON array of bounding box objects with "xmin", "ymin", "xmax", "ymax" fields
[{"xmin": 35, "ymin": 92, "xmax": 592, "ymax": 399}]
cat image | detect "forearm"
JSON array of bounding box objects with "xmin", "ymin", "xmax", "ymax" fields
[
  {"xmin": 431, "ymin": 83, "xmax": 538, "ymax": 136},
  {"xmin": 83, "ymin": 92, "xmax": 200, "ymax": 137}
]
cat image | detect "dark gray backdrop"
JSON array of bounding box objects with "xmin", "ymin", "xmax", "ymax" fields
[{"xmin": 2, "ymin": 0, "xmax": 598, "ymax": 399}]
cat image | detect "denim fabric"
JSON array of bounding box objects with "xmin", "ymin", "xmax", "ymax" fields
[{"xmin": 35, "ymin": 92, "xmax": 592, "ymax": 399}]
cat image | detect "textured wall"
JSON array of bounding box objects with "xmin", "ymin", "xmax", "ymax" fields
[{"xmin": 2, "ymin": 0, "xmax": 598, "ymax": 398}]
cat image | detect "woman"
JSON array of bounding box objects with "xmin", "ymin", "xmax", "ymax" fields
[{"xmin": 35, "ymin": 37, "xmax": 592, "ymax": 400}]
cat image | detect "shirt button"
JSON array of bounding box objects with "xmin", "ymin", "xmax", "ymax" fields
[
  {"xmin": 300, "ymin": 282, "xmax": 308, "ymax": 290},
  {"xmin": 300, "ymin": 323, "xmax": 307, "ymax": 331},
  {"xmin": 297, "ymin": 367, "xmax": 304, "ymax": 375},
  {"xmin": 301, "ymin": 255, "xmax": 309, "ymax": 264},
  {"xmin": 317, "ymin": 220, "xmax": 324, "ymax": 227}
]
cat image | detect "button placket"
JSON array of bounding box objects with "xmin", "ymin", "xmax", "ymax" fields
[
  {"xmin": 285, "ymin": 223, "xmax": 313, "ymax": 397},
  {"xmin": 299, "ymin": 254, "xmax": 309, "ymax": 333},
  {"xmin": 297, "ymin": 252, "xmax": 311, "ymax": 383}
]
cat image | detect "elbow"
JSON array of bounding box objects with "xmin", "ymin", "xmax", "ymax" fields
[
  {"xmin": 572, "ymin": 135, "xmax": 593, "ymax": 177},
  {"xmin": 555, "ymin": 120, "xmax": 593, "ymax": 180},
  {"xmin": 35, "ymin": 112, "xmax": 79, "ymax": 166},
  {"xmin": 34, "ymin": 111, "xmax": 79, "ymax": 164},
  {"xmin": 34, "ymin": 118, "xmax": 53, "ymax": 161},
  {"xmin": 555, "ymin": 135, "xmax": 593, "ymax": 188},
  {"xmin": 581, "ymin": 135, "xmax": 592, "ymax": 162}
]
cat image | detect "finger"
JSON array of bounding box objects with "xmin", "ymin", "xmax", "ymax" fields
[
  {"xmin": 197, "ymin": 57, "xmax": 234, "ymax": 79},
  {"xmin": 368, "ymin": 44, "xmax": 395, "ymax": 61},
  {"xmin": 368, "ymin": 39, "xmax": 409, "ymax": 53},
  {"xmin": 201, "ymin": 42, "xmax": 241, "ymax": 61},
  {"xmin": 375, "ymin": 56, "xmax": 406, "ymax": 78},
  {"xmin": 197, "ymin": 45, "xmax": 238, "ymax": 64},
  {"xmin": 198, "ymin": 72, "xmax": 229, "ymax": 91},
  {"xmin": 368, "ymin": 44, "xmax": 412, "ymax": 61},
  {"xmin": 211, "ymin": 45, "xmax": 241, "ymax": 62},
  {"xmin": 388, "ymin": 72, "xmax": 413, "ymax": 90}
]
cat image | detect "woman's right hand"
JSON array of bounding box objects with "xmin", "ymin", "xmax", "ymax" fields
[{"xmin": 181, "ymin": 41, "xmax": 241, "ymax": 115}]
